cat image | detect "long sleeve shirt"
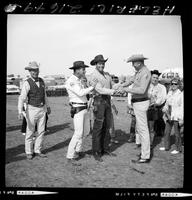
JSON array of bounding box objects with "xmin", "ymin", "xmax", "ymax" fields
[
  {"xmin": 89, "ymin": 69, "xmax": 115, "ymax": 95},
  {"xmin": 18, "ymin": 77, "xmax": 49, "ymax": 114},
  {"xmin": 65, "ymin": 74, "xmax": 94, "ymax": 106},
  {"xmin": 148, "ymin": 83, "xmax": 167, "ymax": 106},
  {"xmin": 124, "ymin": 66, "xmax": 151, "ymax": 99},
  {"xmin": 163, "ymin": 89, "xmax": 183, "ymax": 121}
]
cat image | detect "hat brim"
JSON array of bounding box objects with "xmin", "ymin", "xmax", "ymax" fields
[
  {"xmin": 151, "ymin": 72, "xmax": 161, "ymax": 76},
  {"xmin": 69, "ymin": 65, "xmax": 89, "ymax": 70},
  {"xmin": 127, "ymin": 57, "xmax": 148, "ymax": 63},
  {"xmin": 90, "ymin": 58, "xmax": 108, "ymax": 66},
  {"xmin": 25, "ymin": 67, "xmax": 39, "ymax": 70}
]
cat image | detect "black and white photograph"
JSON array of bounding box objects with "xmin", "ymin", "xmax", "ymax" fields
[{"xmin": 5, "ymin": 14, "xmax": 185, "ymax": 191}]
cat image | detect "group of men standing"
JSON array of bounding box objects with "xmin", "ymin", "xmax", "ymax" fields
[{"xmin": 18, "ymin": 54, "xmax": 159, "ymax": 165}]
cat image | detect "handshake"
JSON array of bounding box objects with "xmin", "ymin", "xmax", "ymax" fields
[{"xmin": 113, "ymin": 85, "xmax": 126, "ymax": 96}]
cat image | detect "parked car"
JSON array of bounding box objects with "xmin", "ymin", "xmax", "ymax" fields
[{"xmin": 6, "ymin": 84, "xmax": 20, "ymax": 94}]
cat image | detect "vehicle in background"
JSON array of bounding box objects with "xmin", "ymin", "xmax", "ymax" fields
[{"xmin": 6, "ymin": 84, "xmax": 20, "ymax": 95}]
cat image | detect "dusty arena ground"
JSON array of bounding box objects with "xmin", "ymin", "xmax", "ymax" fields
[{"xmin": 6, "ymin": 95, "xmax": 183, "ymax": 188}]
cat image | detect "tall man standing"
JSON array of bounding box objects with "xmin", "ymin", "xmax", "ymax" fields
[
  {"xmin": 18, "ymin": 61, "xmax": 51, "ymax": 160},
  {"xmin": 65, "ymin": 61, "xmax": 98, "ymax": 166},
  {"xmin": 121, "ymin": 54, "xmax": 151, "ymax": 163},
  {"xmin": 89, "ymin": 55, "xmax": 117, "ymax": 162}
]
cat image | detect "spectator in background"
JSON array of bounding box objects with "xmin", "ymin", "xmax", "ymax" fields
[
  {"xmin": 178, "ymin": 78, "xmax": 184, "ymax": 146},
  {"xmin": 159, "ymin": 78, "xmax": 183, "ymax": 154},
  {"xmin": 147, "ymin": 70, "xmax": 167, "ymax": 148}
]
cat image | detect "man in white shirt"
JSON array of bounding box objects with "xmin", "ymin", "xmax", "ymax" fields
[
  {"xmin": 148, "ymin": 70, "xmax": 167, "ymax": 148},
  {"xmin": 65, "ymin": 61, "xmax": 98, "ymax": 165},
  {"xmin": 18, "ymin": 61, "xmax": 51, "ymax": 160}
]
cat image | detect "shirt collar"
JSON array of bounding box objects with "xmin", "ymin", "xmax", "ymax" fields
[
  {"xmin": 30, "ymin": 76, "xmax": 39, "ymax": 82},
  {"xmin": 72, "ymin": 74, "xmax": 80, "ymax": 81}
]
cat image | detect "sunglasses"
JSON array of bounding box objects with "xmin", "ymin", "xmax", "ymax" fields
[{"xmin": 171, "ymin": 83, "xmax": 178, "ymax": 85}]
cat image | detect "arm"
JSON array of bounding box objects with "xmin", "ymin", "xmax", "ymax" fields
[
  {"xmin": 94, "ymin": 82, "xmax": 115, "ymax": 95},
  {"xmin": 66, "ymin": 82, "xmax": 94, "ymax": 97},
  {"xmin": 124, "ymin": 73, "xmax": 151, "ymax": 95},
  {"xmin": 18, "ymin": 81, "xmax": 30, "ymax": 119},
  {"xmin": 121, "ymin": 76, "xmax": 135, "ymax": 87}
]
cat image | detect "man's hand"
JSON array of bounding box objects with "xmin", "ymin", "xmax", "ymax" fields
[
  {"xmin": 18, "ymin": 113, "xmax": 23, "ymax": 120},
  {"xmin": 90, "ymin": 78, "xmax": 98, "ymax": 88},
  {"xmin": 47, "ymin": 107, "xmax": 51, "ymax": 115}
]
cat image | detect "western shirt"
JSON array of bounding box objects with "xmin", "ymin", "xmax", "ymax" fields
[
  {"xmin": 65, "ymin": 74, "xmax": 93, "ymax": 107},
  {"xmin": 89, "ymin": 69, "xmax": 115, "ymax": 95},
  {"xmin": 148, "ymin": 83, "xmax": 167, "ymax": 106},
  {"xmin": 125, "ymin": 66, "xmax": 151, "ymax": 99}
]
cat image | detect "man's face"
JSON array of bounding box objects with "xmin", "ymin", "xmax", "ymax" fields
[
  {"xmin": 151, "ymin": 74, "xmax": 159, "ymax": 85},
  {"xmin": 77, "ymin": 67, "xmax": 86, "ymax": 78},
  {"xmin": 29, "ymin": 69, "xmax": 39, "ymax": 79},
  {"xmin": 132, "ymin": 61, "xmax": 142, "ymax": 71},
  {"xmin": 96, "ymin": 62, "xmax": 105, "ymax": 73}
]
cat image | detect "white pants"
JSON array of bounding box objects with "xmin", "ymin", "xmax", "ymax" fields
[
  {"xmin": 66, "ymin": 109, "xmax": 90, "ymax": 159},
  {"xmin": 25, "ymin": 105, "xmax": 46, "ymax": 154},
  {"xmin": 133, "ymin": 100, "xmax": 150, "ymax": 159}
]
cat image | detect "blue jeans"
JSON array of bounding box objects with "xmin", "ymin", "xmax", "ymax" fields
[
  {"xmin": 92, "ymin": 96, "xmax": 111, "ymax": 154},
  {"xmin": 164, "ymin": 120, "xmax": 182, "ymax": 151}
]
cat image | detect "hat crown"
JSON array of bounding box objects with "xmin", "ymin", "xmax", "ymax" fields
[
  {"xmin": 90, "ymin": 54, "xmax": 108, "ymax": 65},
  {"xmin": 127, "ymin": 54, "xmax": 148, "ymax": 63},
  {"xmin": 29, "ymin": 61, "xmax": 39, "ymax": 68},
  {"xmin": 151, "ymin": 70, "xmax": 161, "ymax": 76},
  {"xmin": 73, "ymin": 61, "xmax": 85, "ymax": 67},
  {"xmin": 94, "ymin": 54, "xmax": 105, "ymax": 61}
]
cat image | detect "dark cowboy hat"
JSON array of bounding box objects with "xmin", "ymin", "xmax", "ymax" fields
[
  {"xmin": 90, "ymin": 55, "xmax": 108, "ymax": 66},
  {"xmin": 127, "ymin": 54, "xmax": 148, "ymax": 63},
  {"xmin": 151, "ymin": 70, "xmax": 161, "ymax": 76},
  {"xmin": 25, "ymin": 61, "xmax": 40, "ymax": 70},
  {"xmin": 69, "ymin": 61, "xmax": 89, "ymax": 70}
]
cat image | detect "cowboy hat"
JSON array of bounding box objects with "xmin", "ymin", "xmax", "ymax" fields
[
  {"xmin": 90, "ymin": 55, "xmax": 108, "ymax": 66},
  {"xmin": 69, "ymin": 61, "xmax": 89, "ymax": 70},
  {"xmin": 151, "ymin": 70, "xmax": 161, "ymax": 76},
  {"xmin": 127, "ymin": 54, "xmax": 148, "ymax": 63},
  {"xmin": 25, "ymin": 61, "xmax": 40, "ymax": 70}
]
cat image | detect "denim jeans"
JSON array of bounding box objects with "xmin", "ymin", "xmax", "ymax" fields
[
  {"xmin": 92, "ymin": 96, "xmax": 111, "ymax": 154},
  {"xmin": 164, "ymin": 120, "xmax": 182, "ymax": 151}
]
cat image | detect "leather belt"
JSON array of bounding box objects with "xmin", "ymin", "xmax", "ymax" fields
[
  {"xmin": 71, "ymin": 102, "xmax": 87, "ymax": 105},
  {"xmin": 131, "ymin": 97, "xmax": 149, "ymax": 103}
]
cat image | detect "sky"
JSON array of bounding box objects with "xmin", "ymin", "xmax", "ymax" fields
[{"xmin": 7, "ymin": 15, "xmax": 183, "ymax": 78}]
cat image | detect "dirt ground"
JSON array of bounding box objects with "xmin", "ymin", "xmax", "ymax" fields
[{"xmin": 5, "ymin": 95, "xmax": 183, "ymax": 188}]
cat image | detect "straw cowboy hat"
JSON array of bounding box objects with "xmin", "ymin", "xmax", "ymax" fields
[
  {"xmin": 151, "ymin": 70, "xmax": 161, "ymax": 76},
  {"xmin": 69, "ymin": 61, "xmax": 89, "ymax": 70},
  {"xmin": 25, "ymin": 61, "xmax": 40, "ymax": 70},
  {"xmin": 127, "ymin": 54, "xmax": 148, "ymax": 63},
  {"xmin": 90, "ymin": 55, "xmax": 108, "ymax": 66}
]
